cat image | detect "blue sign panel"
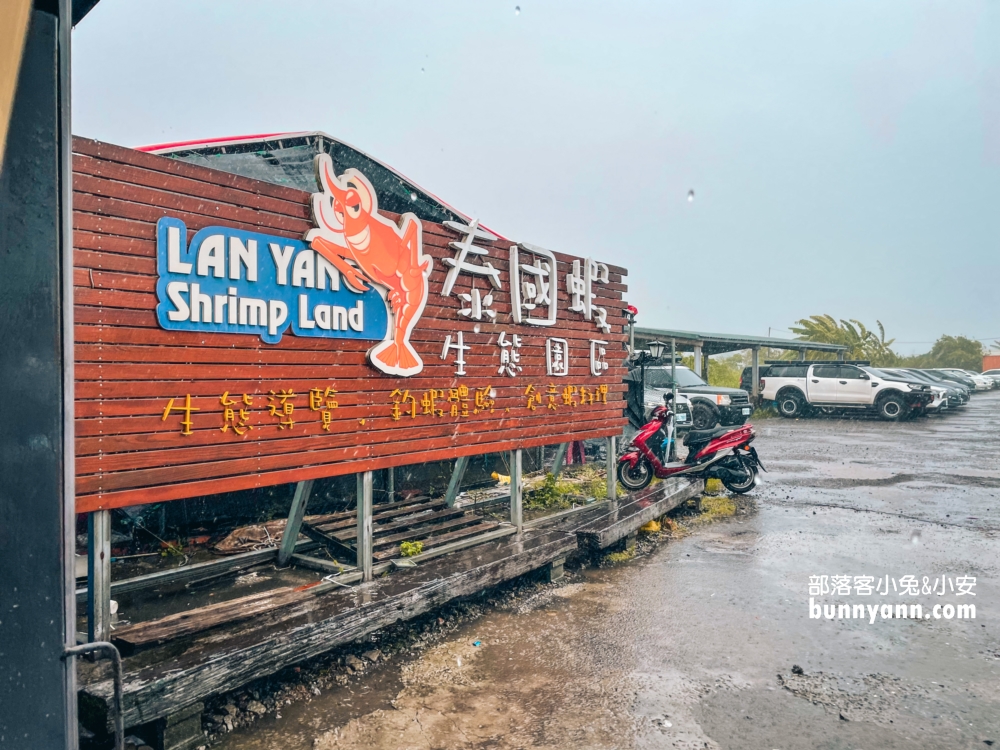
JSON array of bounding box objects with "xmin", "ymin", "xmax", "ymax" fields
[{"xmin": 155, "ymin": 217, "xmax": 389, "ymax": 345}]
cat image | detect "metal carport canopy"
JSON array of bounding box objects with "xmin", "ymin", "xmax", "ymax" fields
[{"xmin": 633, "ymin": 327, "xmax": 849, "ymax": 356}]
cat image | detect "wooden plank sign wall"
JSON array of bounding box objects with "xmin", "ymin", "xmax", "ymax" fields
[{"xmin": 73, "ymin": 137, "xmax": 628, "ymax": 512}]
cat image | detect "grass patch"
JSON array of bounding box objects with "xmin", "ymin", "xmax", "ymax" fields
[
  {"xmin": 704, "ymin": 478, "xmax": 724, "ymax": 495},
  {"xmin": 694, "ymin": 495, "xmax": 737, "ymax": 523},
  {"xmin": 525, "ymin": 473, "xmax": 573, "ymax": 511},
  {"xmin": 523, "ymin": 465, "xmax": 613, "ymax": 511},
  {"xmin": 399, "ymin": 541, "xmax": 424, "ymax": 557},
  {"xmin": 603, "ymin": 548, "xmax": 635, "ymax": 564}
]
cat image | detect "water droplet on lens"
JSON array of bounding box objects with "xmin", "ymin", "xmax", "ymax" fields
[
  {"xmin": 910, "ymin": 529, "xmax": 921, "ymax": 545},
  {"xmin": 515, "ymin": 5, "xmax": 520, "ymax": 15},
  {"xmin": 687, "ymin": 189, "xmax": 695, "ymax": 202}
]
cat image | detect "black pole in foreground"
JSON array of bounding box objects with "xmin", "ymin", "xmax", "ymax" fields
[{"xmin": 0, "ymin": 1, "xmax": 78, "ymax": 747}]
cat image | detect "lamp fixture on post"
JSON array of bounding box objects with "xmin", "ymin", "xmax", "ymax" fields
[{"xmin": 629, "ymin": 340, "xmax": 667, "ymax": 428}]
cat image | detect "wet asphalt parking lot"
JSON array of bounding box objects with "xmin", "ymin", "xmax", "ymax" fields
[{"xmin": 218, "ymin": 391, "xmax": 1000, "ymax": 750}]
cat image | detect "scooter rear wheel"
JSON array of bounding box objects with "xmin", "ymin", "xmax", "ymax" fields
[
  {"xmin": 617, "ymin": 457, "xmax": 653, "ymax": 491},
  {"xmin": 722, "ymin": 464, "xmax": 757, "ymax": 494}
]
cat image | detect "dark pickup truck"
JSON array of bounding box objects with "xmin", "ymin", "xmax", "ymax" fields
[{"xmin": 642, "ymin": 365, "xmax": 752, "ymax": 430}]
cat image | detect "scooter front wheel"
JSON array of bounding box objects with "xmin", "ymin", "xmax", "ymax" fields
[{"xmin": 617, "ymin": 457, "xmax": 653, "ymax": 491}]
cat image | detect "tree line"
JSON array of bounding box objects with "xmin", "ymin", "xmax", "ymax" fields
[
  {"xmin": 689, "ymin": 314, "xmax": 991, "ymax": 390},
  {"xmin": 787, "ymin": 314, "xmax": 988, "ymax": 371}
]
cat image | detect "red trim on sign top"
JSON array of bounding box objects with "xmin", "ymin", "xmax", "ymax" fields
[{"xmin": 135, "ymin": 133, "xmax": 296, "ymax": 152}]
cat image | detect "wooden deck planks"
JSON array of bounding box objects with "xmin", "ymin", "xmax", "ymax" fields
[
  {"xmin": 372, "ymin": 521, "xmax": 501, "ymax": 561},
  {"xmin": 78, "ymin": 529, "xmax": 577, "ymax": 733}
]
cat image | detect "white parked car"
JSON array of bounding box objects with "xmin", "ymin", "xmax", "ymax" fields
[
  {"xmin": 760, "ymin": 362, "xmax": 935, "ymax": 420},
  {"xmin": 980, "ymin": 369, "xmax": 1000, "ymax": 387},
  {"xmin": 936, "ymin": 368, "xmax": 992, "ymax": 391}
]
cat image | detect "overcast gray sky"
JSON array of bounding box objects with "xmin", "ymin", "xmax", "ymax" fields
[{"xmin": 72, "ymin": 0, "xmax": 1000, "ymax": 354}]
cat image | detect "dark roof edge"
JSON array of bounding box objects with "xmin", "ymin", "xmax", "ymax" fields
[
  {"xmin": 72, "ymin": 0, "xmax": 101, "ymax": 26},
  {"xmin": 633, "ymin": 327, "xmax": 849, "ymax": 352}
]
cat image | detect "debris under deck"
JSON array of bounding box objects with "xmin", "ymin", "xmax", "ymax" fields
[{"xmin": 77, "ymin": 478, "xmax": 700, "ymax": 736}]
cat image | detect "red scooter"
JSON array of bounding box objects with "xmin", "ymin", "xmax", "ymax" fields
[{"xmin": 617, "ymin": 393, "xmax": 764, "ymax": 493}]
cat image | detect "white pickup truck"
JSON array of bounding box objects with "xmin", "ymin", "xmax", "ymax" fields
[{"xmin": 760, "ymin": 362, "xmax": 935, "ymax": 421}]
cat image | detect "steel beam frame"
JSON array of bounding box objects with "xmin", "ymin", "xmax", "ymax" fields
[
  {"xmin": 87, "ymin": 510, "xmax": 111, "ymax": 643},
  {"xmin": 444, "ymin": 455, "xmax": 470, "ymax": 508},
  {"xmin": 606, "ymin": 436, "xmax": 617, "ymax": 506},
  {"xmin": 509, "ymin": 449, "xmax": 523, "ymax": 533},
  {"xmin": 357, "ymin": 471, "xmax": 374, "ymax": 581},
  {"xmin": 277, "ymin": 479, "xmax": 314, "ymax": 567},
  {"xmin": 550, "ymin": 442, "xmax": 568, "ymax": 477}
]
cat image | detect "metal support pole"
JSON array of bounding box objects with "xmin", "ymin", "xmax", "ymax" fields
[
  {"xmin": 88, "ymin": 510, "xmax": 112, "ymax": 644},
  {"xmin": 751, "ymin": 346, "xmax": 760, "ymax": 400},
  {"xmin": 63, "ymin": 642, "xmax": 124, "ymax": 750},
  {"xmin": 509, "ymin": 449, "xmax": 523, "ymax": 533},
  {"xmin": 551, "ymin": 442, "xmax": 568, "ymax": 477},
  {"xmin": 838, "ymin": 349, "xmax": 846, "ymax": 361},
  {"xmin": 1, "ymin": 5, "xmax": 78, "ymax": 744},
  {"xmin": 640, "ymin": 357, "xmax": 647, "ymax": 412},
  {"xmin": 671, "ymin": 338, "xmax": 678, "ymax": 406},
  {"xmin": 798, "ymin": 349, "xmax": 806, "ymax": 361},
  {"xmin": 606, "ymin": 436, "xmax": 617, "ymax": 505},
  {"xmin": 356, "ymin": 471, "xmax": 373, "ymax": 582},
  {"xmin": 386, "ymin": 466, "xmax": 395, "ymax": 503},
  {"xmin": 692, "ymin": 343, "xmax": 703, "ymax": 375},
  {"xmin": 702, "ymin": 353, "xmax": 709, "ymax": 383},
  {"xmin": 445, "ymin": 455, "xmax": 470, "ymax": 507},
  {"xmin": 277, "ymin": 479, "xmax": 314, "ymax": 567}
]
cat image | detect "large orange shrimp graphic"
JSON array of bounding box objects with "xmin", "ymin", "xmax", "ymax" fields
[{"xmin": 306, "ymin": 155, "xmax": 433, "ymax": 376}]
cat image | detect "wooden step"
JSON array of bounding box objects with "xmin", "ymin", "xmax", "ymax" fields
[
  {"xmin": 111, "ymin": 585, "xmax": 313, "ymax": 651},
  {"xmin": 575, "ymin": 478, "xmax": 699, "ymax": 551}
]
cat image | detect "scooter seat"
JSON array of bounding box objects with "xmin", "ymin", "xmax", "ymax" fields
[{"xmin": 683, "ymin": 426, "xmax": 731, "ymax": 446}]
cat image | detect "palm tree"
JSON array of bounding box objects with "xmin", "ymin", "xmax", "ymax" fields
[{"xmin": 789, "ymin": 315, "xmax": 897, "ymax": 365}]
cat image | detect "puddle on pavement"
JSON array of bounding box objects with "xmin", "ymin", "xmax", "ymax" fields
[{"xmin": 694, "ymin": 529, "xmax": 757, "ymax": 555}]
